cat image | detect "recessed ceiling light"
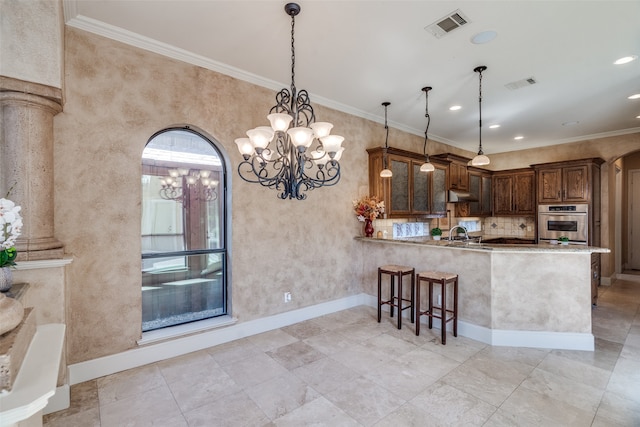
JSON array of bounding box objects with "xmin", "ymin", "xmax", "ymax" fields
[
  {"xmin": 629, "ymin": 94, "xmax": 640, "ymax": 99},
  {"xmin": 514, "ymin": 136, "xmax": 524, "ymax": 140},
  {"xmin": 449, "ymin": 105, "xmax": 461, "ymax": 111},
  {"xmin": 471, "ymin": 30, "xmax": 497, "ymax": 44},
  {"xmin": 489, "ymin": 124, "xmax": 500, "ymax": 129},
  {"xmin": 562, "ymin": 121, "xmax": 580, "ymax": 126},
  {"xmin": 637, "ymin": 115, "xmax": 640, "ymax": 119},
  {"xmin": 614, "ymin": 55, "xmax": 637, "ymax": 65}
]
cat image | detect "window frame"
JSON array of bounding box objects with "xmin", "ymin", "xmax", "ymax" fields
[{"xmin": 140, "ymin": 126, "xmax": 231, "ymax": 334}]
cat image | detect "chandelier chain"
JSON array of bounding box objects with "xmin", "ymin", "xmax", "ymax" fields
[{"xmin": 290, "ymin": 12, "xmax": 296, "ymax": 95}]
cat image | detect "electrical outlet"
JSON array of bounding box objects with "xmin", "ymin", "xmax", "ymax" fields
[
  {"xmin": 527, "ymin": 226, "xmax": 532, "ymax": 231},
  {"xmin": 284, "ymin": 292, "xmax": 292, "ymax": 303}
]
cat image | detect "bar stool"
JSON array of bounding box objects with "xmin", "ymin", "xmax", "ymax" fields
[
  {"xmin": 415, "ymin": 271, "xmax": 458, "ymax": 344},
  {"xmin": 377, "ymin": 265, "xmax": 415, "ymax": 329}
]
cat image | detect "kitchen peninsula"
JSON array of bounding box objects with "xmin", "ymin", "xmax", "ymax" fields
[{"xmin": 356, "ymin": 237, "xmax": 610, "ymax": 351}]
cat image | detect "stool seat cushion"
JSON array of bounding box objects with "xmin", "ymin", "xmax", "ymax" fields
[
  {"xmin": 417, "ymin": 271, "xmax": 458, "ymax": 281},
  {"xmin": 379, "ymin": 265, "xmax": 414, "ymax": 273}
]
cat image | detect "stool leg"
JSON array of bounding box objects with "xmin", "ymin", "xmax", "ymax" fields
[
  {"xmin": 441, "ymin": 280, "xmax": 447, "ymax": 345},
  {"xmin": 390, "ymin": 275, "xmax": 395, "ymax": 318},
  {"xmin": 397, "ymin": 273, "xmax": 403, "ymax": 329},
  {"xmin": 428, "ymin": 280, "xmax": 433, "ymax": 330},
  {"xmin": 453, "ymin": 278, "xmax": 458, "ymax": 337},
  {"xmin": 410, "ymin": 271, "xmax": 415, "ymax": 324},
  {"xmin": 377, "ymin": 269, "xmax": 382, "ymax": 323},
  {"xmin": 415, "ymin": 276, "xmax": 421, "ymax": 336}
]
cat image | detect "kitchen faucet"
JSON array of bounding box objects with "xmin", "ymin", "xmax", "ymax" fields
[{"xmin": 449, "ymin": 225, "xmax": 469, "ymax": 241}]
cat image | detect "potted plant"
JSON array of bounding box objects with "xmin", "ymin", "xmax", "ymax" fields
[
  {"xmin": 0, "ymin": 197, "xmax": 22, "ymax": 292},
  {"xmin": 558, "ymin": 236, "xmax": 570, "ymax": 245},
  {"xmin": 352, "ymin": 196, "xmax": 385, "ymax": 237},
  {"xmin": 456, "ymin": 226, "xmax": 467, "ymax": 237},
  {"xmin": 431, "ymin": 227, "xmax": 442, "ymax": 241}
]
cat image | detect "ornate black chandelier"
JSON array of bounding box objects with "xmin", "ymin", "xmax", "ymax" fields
[
  {"xmin": 235, "ymin": 3, "xmax": 344, "ymax": 200},
  {"xmin": 159, "ymin": 168, "xmax": 218, "ymax": 203}
]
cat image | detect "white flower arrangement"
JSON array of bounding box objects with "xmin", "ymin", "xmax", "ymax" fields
[{"xmin": 0, "ymin": 198, "xmax": 22, "ymax": 267}]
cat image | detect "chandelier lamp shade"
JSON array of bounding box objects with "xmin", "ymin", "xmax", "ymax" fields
[
  {"xmin": 419, "ymin": 86, "xmax": 435, "ymax": 173},
  {"xmin": 379, "ymin": 102, "xmax": 393, "ymax": 178},
  {"xmin": 471, "ymin": 65, "xmax": 490, "ymax": 166},
  {"xmin": 159, "ymin": 168, "xmax": 218, "ymax": 203},
  {"xmin": 235, "ymin": 3, "xmax": 344, "ymax": 200}
]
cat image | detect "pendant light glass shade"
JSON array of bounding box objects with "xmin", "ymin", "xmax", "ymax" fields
[
  {"xmin": 471, "ymin": 66, "xmax": 490, "ymax": 166},
  {"xmin": 471, "ymin": 154, "xmax": 490, "ymax": 166},
  {"xmin": 420, "ymin": 162, "xmax": 435, "ymax": 172},
  {"xmin": 380, "ymin": 102, "xmax": 393, "ymax": 178},
  {"xmin": 380, "ymin": 168, "xmax": 393, "ymax": 178}
]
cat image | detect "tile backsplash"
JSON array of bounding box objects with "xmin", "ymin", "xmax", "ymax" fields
[
  {"xmin": 483, "ymin": 216, "xmax": 536, "ymax": 238},
  {"xmin": 372, "ymin": 216, "xmax": 536, "ymax": 239}
]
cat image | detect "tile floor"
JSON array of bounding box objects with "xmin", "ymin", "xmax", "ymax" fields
[{"xmin": 44, "ymin": 278, "xmax": 640, "ymax": 426}]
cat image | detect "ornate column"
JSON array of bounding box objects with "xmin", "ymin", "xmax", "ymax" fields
[{"xmin": 1, "ymin": 77, "xmax": 64, "ymax": 260}]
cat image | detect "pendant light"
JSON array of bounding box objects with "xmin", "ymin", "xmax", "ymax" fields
[
  {"xmin": 380, "ymin": 102, "xmax": 393, "ymax": 178},
  {"xmin": 419, "ymin": 86, "xmax": 435, "ymax": 173},
  {"xmin": 471, "ymin": 65, "xmax": 490, "ymax": 166}
]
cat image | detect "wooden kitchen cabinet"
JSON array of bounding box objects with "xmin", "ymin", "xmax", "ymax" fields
[
  {"xmin": 367, "ymin": 147, "xmax": 448, "ymax": 218},
  {"xmin": 432, "ymin": 153, "xmax": 470, "ymax": 191},
  {"xmin": 456, "ymin": 168, "xmax": 492, "ymax": 218},
  {"xmin": 468, "ymin": 168, "xmax": 492, "ymax": 216},
  {"xmin": 492, "ymin": 169, "xmax": 535, "ymax": 216},
  {"xmin": 533, "ymin": 158, "xmax": 604, "ymax": 204}
]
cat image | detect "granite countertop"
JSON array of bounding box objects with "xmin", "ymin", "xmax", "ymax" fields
[{"xmin": 355, "ymin": 236, "xmax": 611, "ymax": 253}]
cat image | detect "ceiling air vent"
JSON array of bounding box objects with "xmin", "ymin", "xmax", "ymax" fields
[
  {"xmin": 505, "ymin": 77, "xmax": 538, "ymax": 90},
  {"xmin": 425, "ymin": 10, "xmax": 470, "ymax": 39}
]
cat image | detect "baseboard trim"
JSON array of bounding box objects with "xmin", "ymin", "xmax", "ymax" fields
[
  {"xmin": 67, "ymin": 291, "xmax": 594, "ymax": 388},
  {"xmin": 68, "ymin": 293, "xmax": 369, "ymax": 385},
  {"xmin": 363, "ymin": 294, "xmax": 594, "ymax": 351},
  {"xmin": 616, "ymin": 273, "xmax": 640, "ymax": 283}
]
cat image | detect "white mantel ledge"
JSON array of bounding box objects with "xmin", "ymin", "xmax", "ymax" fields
[{"xmin": 0, "ymin": 324, "xmax": 65, "ymax": 427}]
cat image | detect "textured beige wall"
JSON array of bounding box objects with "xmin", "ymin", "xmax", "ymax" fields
[
  {"xmin": 0, "ymin": 0, "xmax": 63, "ymax": 88},
  {"xmin": 56, "ymin": 27, "xmax": 389, "ymax": 363},
  {"xmin": 54, "ymin": 26, "xmax": 638, "ymax": 364},
  {"xmin": 485, "ymin": 133, "xmax": 640, "ymax": 170}
]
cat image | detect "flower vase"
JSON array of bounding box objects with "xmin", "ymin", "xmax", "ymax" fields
[
  {"xmin": 0, "ymin": 267, "xmax": 13, "ymax": 292},
  {"xmin": 364, "ymin": 219, "xmax": 374, "ymax": 238}
]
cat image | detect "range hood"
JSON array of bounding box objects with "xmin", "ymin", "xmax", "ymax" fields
[{"xmin": 449, "ymin": 189, "xmax": 478, "ymax": 202}]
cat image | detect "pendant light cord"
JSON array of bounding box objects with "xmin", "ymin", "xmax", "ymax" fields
[
  {"xmin": 477, "ymin": 67, "xmax": 484, "ymax": 155},
  {"xmin": 422, "ymin": 87, "xmax": 432, "ymax": 161},
  {"xmin": 383, "ymin": 102, "xmax": 390, "ymax": 148}
]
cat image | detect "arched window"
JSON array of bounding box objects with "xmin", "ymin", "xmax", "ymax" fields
[{"xmin": 141, "ymin": 128, "xmax": 227, "ymax": 332}]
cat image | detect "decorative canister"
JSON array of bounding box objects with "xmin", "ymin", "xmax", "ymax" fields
[{"xmin": 0, "ymin": 267, "xmax": 13, "ymax": 293}]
